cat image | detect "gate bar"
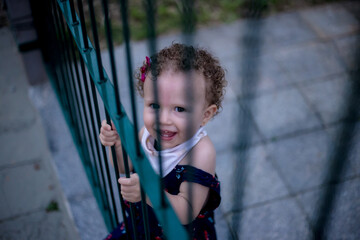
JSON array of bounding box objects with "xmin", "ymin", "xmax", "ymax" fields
[
  {"xmin": 56, "ymin": 1, "xmax": 188, "ymax": 238},
  {"xmin": 87, "ymin": 0, "xmax": 138, "ymax": 235},
  {"xmin": 117, "ymin": 0, "xmax": 151, "ymax": 238},
  {"xmin": 142, "ymin": 0, "xmax": 167, "ymax": 210}
]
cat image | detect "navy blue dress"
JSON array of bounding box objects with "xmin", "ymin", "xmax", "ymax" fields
[{"xmin": 104, "ymin": 165, "xmax": 221, "ymax": 240}]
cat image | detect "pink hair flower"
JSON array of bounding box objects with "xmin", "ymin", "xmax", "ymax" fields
[
  {"xmin": 145, "ymin": 56, "xmax": 151, "ymax": 65},
  {"xmin": 140, "ymin": 56, "xmax": 151, "ymax": 82}
]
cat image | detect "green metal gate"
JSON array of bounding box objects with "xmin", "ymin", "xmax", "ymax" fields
[
  {"xmin": 40, "ymin": 0, "xmax": 191, "ymax": 238},
  {"xmin": 32, "ymin": 0, "xmax": 360, "ymax": 239}
]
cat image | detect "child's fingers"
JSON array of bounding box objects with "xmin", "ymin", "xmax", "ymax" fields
[
  {"xmin": 101, "ymin": 119, "xmax": 109, "ymax": 128},
  {"xmin": 118, "ymin": 177, "xmax": 130, "ymax": 188},
  {"xmin": 99, "ymin": 126, "xmax": 119, "ymax": 143},
  {"xmin": 118, "ymin": 174, "xmax": 141, "ymax": 202},
  {"xmin": 101, "ymin": 120, "xmax": 115, "ymax": 133},
  {"xmin": 121, "ymin": 192, "xmax": 140, "ymax": 203},
  {"xmin": 111, "ymin": 120, "xmax": 117, "ymax": 131},
  {"xmin": 99, "ymin": 130, "xmax": 118, "ymax": 142},
  {"xmin": 100, "ymin": 127, "xmax": 117, "ymax": 138},
  {"xmin": 100, "ymin": 122, "xmax": 118, "ymax": 136},
  {"xmin": 118, "ymin": 173, "xmax": 139, "ymax": 186},
  {"xmin": 99, "ymin": 119, "xmax": 120, "ymax": 146},
  {"xmin": 99, "ymin": 134, "xmax": 116, "ymax": 146},
  {"xmin": 101, "ymin": 119, "xmax": 117, "ymax": 131}
]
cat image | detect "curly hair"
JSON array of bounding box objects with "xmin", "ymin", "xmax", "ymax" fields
[{"xmin": 135, "ymin": 43, "xmax": 227, "ymax": 116}]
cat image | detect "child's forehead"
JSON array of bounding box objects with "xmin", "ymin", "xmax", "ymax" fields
[
  {"xmin": 144, "ymin": 70, "xmax": 207, "ymax": 102},
  {"xmin": 157, "ymin": 70, "xmax": 205, "ymax": 90}
]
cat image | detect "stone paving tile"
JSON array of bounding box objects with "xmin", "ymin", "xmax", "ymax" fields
[
  {"xmin": 0, "ymin": 30, "xmax": 23, "ymax": 84},
  {"xmin": 0, "ymin": 28, "xmax": 15, "ymax": 51},
  {"xmin": 0, "ymin": 74, "xmax": 37, "ymax": 134},
  {"xmin": 227, "ymin": 198, "xmax": 311, "ymax": 240},
  {"xmin": 214, "ymin": 209, "xmax": 233, "ymax": 240},
  {"xmin": 223, "ymin": 54, "xmax": 293, "ymax": 98},
  {"xmin": 266, "ymin": 128, "xmax": 333, "ymax": 193},
  {"xmin": 248, "ymin": 87, "xmax": 322, "ymax": 140},
  {"xmin": 70, "ymin": 196, "xmax": 108, "ymax": 240},
  {"xmin": 0, "ymin": 90, "xmax": 37, "ymax": 133},
  {"xmin": 195, "ymin": 11, "xmax": 318, "ymax": 61},
  {"xmin": 0, "ymin": 29, "xmax": 38, "ymax": 134},
  {"xmin": 1, "ymin": 26, "xmax": 82, "ymax": 240},
  {"xmin": 29, "ymin": 82, "xmax": 107, "ymax": 238},
  {"xmin": 207, "ymin": 98, "xmax": 263, "ymax": 153},
  {"xmin": 29, "ymin": 83, "xmax": 93, "ymax": 199},
  {"xmin": 334, "ymin": 33, "xmax": 360, "ymax": 71},
  {"xmin": 0, "ymin": 61, "xmax": 27, "ymax": 96},
  {"xmin": 0, "ymin": 185, "xmax": 12, "ymax": 220},
  {"xmin": 262, "ymin": 11, "xmax": 318, "ymax": 48},
  {"xmin": 0, "ymin": 116, "xmax": 48, "ymax": 167},
  {"xmin": 298, "ymin": 73, "xmax": 355, "ymax": 126},
  {"xmin": 296, "ymin": 178, "xmax": 360, "ymax": 240},
  {"xmin": 28, "ymin": 83, "xmax": 73, "ymax": 153},
  {"xmin": 0, "ymin": 210, "xmax": 77, "ymax": 240},
  {"xmin": 52, "ymin": 144, "xmax": 93, "ymax": 199},
  {"xmin": 325, "ymin": 122, "xmax": 360, "ymax": 180},
  {"xmin": 114, "ymin": 17, "xmax": 263, "ymax": 65},
  {"xmin": 194, "ymin": 22, "xmax": 252, "ymax": 60},
  {"xmin": 195, "ymin": 17, "xmax": 273, "ymax": 60},
  {"xmin": 299, "ymin": 4, "xmax": 359, "ymax": 38},
  {"xmin": 0, "ymin": 156, "xmax": 56, "ymax": 218},
  {"xmin": 216, "ymin": 145, "xmax": 289, "ymax": 214},
  {"xmin": 276, "ymin": 41, "xmax": 346, "ymax": 84}
]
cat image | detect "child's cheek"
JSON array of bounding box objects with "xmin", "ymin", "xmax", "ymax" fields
[{"xmin": 173, "ymin": 111, "xmax": 187, "ymax": 119}]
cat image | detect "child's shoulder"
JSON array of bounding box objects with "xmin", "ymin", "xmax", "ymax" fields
[{"xmin": 187, "ymin": 135, "xmax": 216, "ymax": 175}]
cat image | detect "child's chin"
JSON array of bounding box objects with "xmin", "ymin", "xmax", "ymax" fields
[
  {"xmin": 161, "ymin": 144, "xmax": 174, "ymax": 150},
  {"xmin": 161, "ymin": 142, "xmax": 179, "ymax": 150}
]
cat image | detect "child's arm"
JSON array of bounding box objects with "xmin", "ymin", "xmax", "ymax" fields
[
  {"xmin": 119, "ymin": 175, "xmax": 211, "ymax": 225},
  {"xmin": 165, "ymin": 180, "xmax": 211, "ymax": 224},
  {"xmin": 119, "ymin": 136, "xmax": 216, "ymax": 225},
  {"xmin": 164, "ymin": 137, "xmax": 216, "ymax": 224},
  {"xmin": 99, "ymin": 120, "xmax": 133, "ymax": 173}
]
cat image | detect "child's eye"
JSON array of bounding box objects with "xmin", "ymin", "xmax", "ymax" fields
[
  {"xmin": 150, "ymin": 103, "xmax": 160, "ymax": 110},
  {"xmin": 175, "ymin": 107, "xmax": 185, "ymax": 112}
]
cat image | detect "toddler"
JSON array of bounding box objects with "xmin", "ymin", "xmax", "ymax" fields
[{"xmin": 99, "ymin": 43, "xmax": 227, "ymax": 239}]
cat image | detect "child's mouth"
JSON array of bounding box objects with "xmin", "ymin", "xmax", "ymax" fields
[{"xmin": 160, "ymin": 130, "xmax": 176, "ymax": 141}]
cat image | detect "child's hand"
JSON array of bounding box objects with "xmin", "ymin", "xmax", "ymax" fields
[
  {"xmin": 118, "ymin": 173, "xmax": 141, "ymax": 203},
  {"xmin": 99, "ymin": 120, "xmax": 120, "ymax": 146}
]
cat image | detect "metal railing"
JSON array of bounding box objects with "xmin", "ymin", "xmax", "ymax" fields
[
  {"xmin": 33, "ymin": 0, "xmax": 360, "ymax": 239},
  {"xmin": 40, "ymin": 0, "xmax": 191, "ymax": 238}
]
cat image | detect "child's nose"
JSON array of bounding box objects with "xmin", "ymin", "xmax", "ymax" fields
[{"xmin": 159, "ymin": 110, "xmax": 171, "ymax": 125}]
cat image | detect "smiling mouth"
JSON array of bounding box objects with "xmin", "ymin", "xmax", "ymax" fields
[{"xmin": 160, "ymin": 130, "xmax": 176, "ymax": 141}]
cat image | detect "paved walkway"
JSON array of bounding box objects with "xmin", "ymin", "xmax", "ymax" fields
[
  {"xmin": 0, "ymin": 27, "xmax": 79, "ymax": 239},
  {"xmin": 1, "ymin": 1, "xmax": 359, "ymax": 239}
]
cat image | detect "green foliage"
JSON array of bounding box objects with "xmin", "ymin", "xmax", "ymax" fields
[{"xmin": 46, "ymin": 200, "xmax": 59, "ymax": 212}]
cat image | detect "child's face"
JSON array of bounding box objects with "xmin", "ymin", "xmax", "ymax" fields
[{"xmin": 143, "ymin": 69, "xmax": 216, "ymax": 150}]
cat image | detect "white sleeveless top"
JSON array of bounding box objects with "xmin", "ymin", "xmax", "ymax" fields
[{"xmin": 141, "ymin": 127, "xmax": 207, "ymax": 177}]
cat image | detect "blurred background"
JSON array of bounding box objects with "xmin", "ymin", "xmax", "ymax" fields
[{"xmin": 0, "ymin": 0, "xmax": 359, "ymax": 239}]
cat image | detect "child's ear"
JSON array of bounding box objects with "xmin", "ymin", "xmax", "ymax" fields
[{"xmin": 201, "ymin": 104, "xmax": 217, "ymax": 126}]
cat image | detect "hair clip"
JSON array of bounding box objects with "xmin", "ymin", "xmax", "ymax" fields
[{"xmin": 140, "ymin": 56, "xmax": 151, "ymax": 82}]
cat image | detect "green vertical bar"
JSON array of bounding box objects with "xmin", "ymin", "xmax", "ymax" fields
[
  {"xmin": 80, "ymin": 55, "xmax": 114, "ymax": 231},
  {"xmin": 56, "ymin": 0, "xmax": 189, "ymax": 238},
  {"xmin": 69, "ymin": 33, "xmax": 116, "ymax": 229},
  {"xmin": 101, "ymin": 0, "xmax": 131, "ymax": 235},
  {"xmin": 55, "ymin": 0, "xmax": 114, "ymax": 231}
]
